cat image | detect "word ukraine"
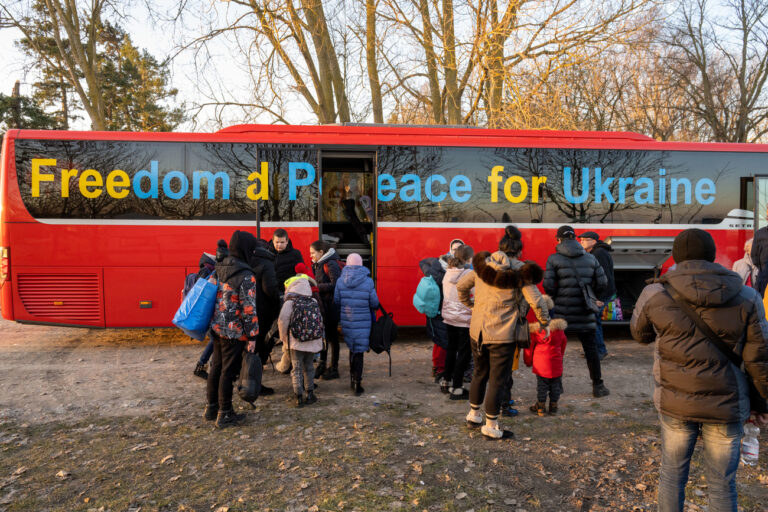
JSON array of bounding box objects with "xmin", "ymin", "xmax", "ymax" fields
[{"xmin": 30, "ymin": 159, "xmax": 716, "ymax": 205}]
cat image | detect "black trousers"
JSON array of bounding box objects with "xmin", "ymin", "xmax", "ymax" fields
[
  {"xmin": 469, "ymin": 337, "xmax": 516, "ymax": 417},
  {"xmin": 207, "ymin": 334, "xmax": 245, "ymax": 411},
  {"xmin": 574, "ymin": 330, "xmax": 603, "ymax": 385},
  {"xmin": 444, "ymin": 324, "xmax": 471, "ymax": 389},
  {"xmin": 536, "ymin": 375, "xmax": 563, "ymax": 403},
  {"xmin": 320, "ymin": 308, "xmax": 340, "ymax": 368}
]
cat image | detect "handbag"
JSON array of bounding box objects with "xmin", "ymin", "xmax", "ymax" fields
[
  {"xmin": 564, "ymin": 258, "xmax": 601, "ymax": 314},
  {"xmin": 664, "ymin": 283, "xmax": 768, "ymax": 414},
  {"xmin": 172, "ymin": 272, "xmax": 219, "ymax": 340},
  {"xmin": 513, "ymin": 315, "xmax": 531, "ymax": 349}
]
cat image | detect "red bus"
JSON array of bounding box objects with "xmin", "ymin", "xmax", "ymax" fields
[{"xmin": 0, "ymin": 124, "xmax": 763, "ymax": 328}]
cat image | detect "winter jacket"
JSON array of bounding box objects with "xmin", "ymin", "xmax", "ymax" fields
[
  {"xmin": 590, "ymin": 241, "xmax": 616, "ymax": 301},
  {"xmin": 210, "ymin": 255, "xmax": 259, "ymax": 342},
  {"xmin": 631, "ymin": 260, "xmax": 768, "ymax": 423},
  {"xmin": 334, "ymin": 265, "xmax": 380, "ymax": 353},
  {"xmin": 456, "ymin": 251, "xmax": 549, "ymax": 344},
  {"xmin": 543, "ymin": 239, "xmax": 608, "ymax": 332},
  {"xmin": 419, "ymin": 255, "xmax": 451, "ymax": 347},
  {"xmin": 248, "ymin": 246, "xmax": 281, "ymax": 327},
  {"xmin": 442, "ymin": 267, "xmax": 473, "ymax": 328},
  {"xmin": 278, "ymin": 278, "xmax": 324, "ymax": 354},
  {"xmin": 269, "ymin": 239, "xmax": 305, "ymax": 292},
  {"xmin": 312, "ymin": 248, "xmax": 342, "ymax": 320},
  {"xmin": 182, "ymin": 252, "xmax": 216, "ymax": 300},
  {"xmin": 733, "ymin": 252, "xmax": 759, "ymax": 287},
  {"xmin": 524, "ymin": 313, "xmax": 568, "ymax": 379}
]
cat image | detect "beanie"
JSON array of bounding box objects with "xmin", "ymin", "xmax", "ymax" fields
[
  {"xmin": 672, "ymin": 228, "xmax": 716, "ymax": 263},
  {"xmin": 347, "ymin": 253, "xmax": 363, "ymax": 266}
]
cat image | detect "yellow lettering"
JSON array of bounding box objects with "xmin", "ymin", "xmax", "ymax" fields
[
  {"xmin": 247, "ymin": 161, "xmax": 269, "ymax": 201},
  {"xmin": 532, "ymin": 176, "xmax": 547, "ymax": 203},
  {"xmin": 503, "ymin": 176, "xmax": 528, "ymax": 203},
  {"xmin": 106, "ymin": 170, "xmax": 130, "ymax": 199},
  {"xmin": 488, "ymin": 166, "xmax": 504, "ymax": 203},
  {"xmin": 61, "ymin": 169, "xmax": 79, "ymax": 198},
  {"xmin": 79, "ymin": 169, "xmax": 103, "ymax": 199},
  {"xmin": 31, "ymin": 158, "xmax": 56, "ymax": 197}
]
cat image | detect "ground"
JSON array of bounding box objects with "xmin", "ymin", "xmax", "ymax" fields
[{"xmin": 0, "ymin": 319, "xmax": 766, "ymax": 512}]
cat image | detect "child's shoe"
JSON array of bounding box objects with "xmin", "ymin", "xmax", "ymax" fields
[
  {"xmin": 548, "ymin": 401, "xmax": 558, "ymax": 415},
  {"xmin": 295, "ymin": 394, "xmax": 305, "ymax": 408},
  {"xmin": 439, "ymin": 377, "xmax": 449, "ymax": 393},
  {"xmin": 529, "ymin": 401, "xmax": 546, "ymax": 416},
  {"xmin": 323, "ymin": 366, "xmax": 340, "ymax": 380},
  {"xmin": 501, "ymin": 405, "xmax": 518, "ymax": 417},
  {"xmin": 450, "ymin": 388, "xmax": 469, "ymax": 400},
  {"xmin": 305, "ymin": 390, "xmax": 317, "ymax": 405},
  {"xmin": 314, "ymin": 361, "xmax": 327, "ymax": 379}
]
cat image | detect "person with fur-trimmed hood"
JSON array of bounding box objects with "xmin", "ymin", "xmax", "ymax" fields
[
  {"xmin": 456, "ymin": 245, "xmax": 550, "ymax": 440},
  {"xmin": 523, "ymin": 295, "xmax": 567, "ymax": 416}
]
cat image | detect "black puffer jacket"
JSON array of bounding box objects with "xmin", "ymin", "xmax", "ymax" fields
[
  {"xmin": 269, "ymin": 239, "xmax": 304, "ymax": 292},
  {"xmin": 543, "ymin": 239, "xmax": 608, "ymax": 331},
  {"xmin": 313, "ymin": 249, "xmax": 342, "ymax": 321},
  {"xmin": 248, "ymin": 246, "xmax": 281, "ymax": 326},
  {"xmin": 591, "ymin": 241, "xmax": 616, "ymax": 301},
  {"xmin": 631, "ymin": 260, "xmax": 768, "ymax": 423}
]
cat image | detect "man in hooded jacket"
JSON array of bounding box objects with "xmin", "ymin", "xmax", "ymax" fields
[
  {"xmin": 631, "ymin": 228, "xmax": 768, "ymax": 511},
  {"xmin": 543, "ymin": 225, "xmax": 609, "ymax": 398},
  {"xmin": 205, "ymin": 230, "xmax": 260, "ymax": 428}
]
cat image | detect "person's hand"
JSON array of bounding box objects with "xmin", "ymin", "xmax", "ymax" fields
[
  {"xmin": 596, "ymin": 300, "xmax": 605, "ymax": 308},
  {"xmin": 540, "ymin": 326, "xmax": 550, "ymax": 339},
  {"xmin": 754, "ymin": 413, "xmax": 768, "ymax": 427},
  {"xmin": 247, "ymin": 340, "xmax": 256, "ymax": 353}
]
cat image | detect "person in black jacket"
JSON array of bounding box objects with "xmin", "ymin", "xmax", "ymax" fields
[
  {"xmin": 419, "ymin": 253, "xmax": 451, "ymax": 386},
  {"xmin": 269, "ymin": 228, "xmax": 305, "ymax": 293},
  {"xmin": 310, "ymin": 240, "xmax": 343, "ymax": 380},
  {"xmin": 247, "ymin": 239, "xmax": 281, "ymax": 395},
  {"xmin": 543, "ymin": 225, "xmax": 609, "ymax": 398},
  {"xmin": 631, "ymin": 228, "xmax": 768, "ymax": 511},
  {"xmin": 578, "ymin": 231, "xmax": 616, "ymax": 360}
]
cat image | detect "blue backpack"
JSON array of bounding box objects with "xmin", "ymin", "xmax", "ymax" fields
[
  {"xmin": 173, "ymin": 273, "xmax": 219, "ymax": 340},
  {"xmin": 413, "ymin": 275, "xmax": 440, "ymax": 318}
]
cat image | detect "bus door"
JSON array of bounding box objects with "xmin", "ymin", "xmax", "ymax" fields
[
  {"xmin": 754, "ymin": 175, "xmax": 768, "ymax": 235},
  {"xmin": 319, "ymin": 152, "xmax": 376, "ymax": 273}
]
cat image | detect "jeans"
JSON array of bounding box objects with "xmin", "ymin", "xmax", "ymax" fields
[
  {"xmin": 290, "ymin": 349, "xmax": 316, "ymax": 396},
  {"xmin": 198, "ymin": 337, "xmax": 214, "ymax": 365},
  {"xmin": 574, "ymin": 330, "xmax": 603, "ymax": 385},
  {"xmin": 444, "ymin": 325, "xmax": 471, "ymax": 389},
  {"xmin": 594, "ymin": 304, "xmax": 607, "ymax": 357},
  {"xmin": 469, "ymin": 338, "xmax": 516, "ymax": 417},
  {"xmin": 658, "ymin": 414, "xmax": 743, "ymax": 512},
  {"xmin": 206, "ymin": 334, "xmax": 245, "ymax": 411}
]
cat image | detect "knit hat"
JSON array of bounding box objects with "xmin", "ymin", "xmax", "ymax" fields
[
  {"xmin": 347, "ymin": 253, "xmax": 363, "ymax": 266},
  {"xmin": 295, "ymin": 262, "xmax": 315, "ymax": 279},
  {"xmin": 556, "ymin": 225, "xmax": 576, "ymax": 239},
  {"xmin": 672, "ymin": 228, "xmax": 716, "ymax": 263}
]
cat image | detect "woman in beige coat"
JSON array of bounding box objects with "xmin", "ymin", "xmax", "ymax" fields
[{"xmin": 457, "ymin": 245, "xmax": 550, "ymax": 439}]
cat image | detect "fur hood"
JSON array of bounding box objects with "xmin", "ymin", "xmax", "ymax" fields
[
  {"xmin": 473, "ymin": 251, "xmax": 543, "ymax": 289},
  {"xmin": 528, "ymin": 295, "xmax": 567, "ymax": 331}
]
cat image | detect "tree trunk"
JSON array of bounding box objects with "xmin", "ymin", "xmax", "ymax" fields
[{"xmin": 366, "ymin": 0, "xmax": 384, "ymax": 123}]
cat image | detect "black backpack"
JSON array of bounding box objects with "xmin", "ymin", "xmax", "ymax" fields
[{"xmin": 369, "ymin": 305, "xmax": 397, "ymax": 376}]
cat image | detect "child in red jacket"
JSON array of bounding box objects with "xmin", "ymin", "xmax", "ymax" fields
[{"xmin": 523, "ymin": 297, "xmax": 567, "ymax": 416}]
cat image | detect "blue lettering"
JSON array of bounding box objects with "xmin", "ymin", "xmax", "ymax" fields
[
  {"xmin": 695, "ymin": 178, "xmax": 716, "ymax": 205},
  {"xmin": 289, "ymin": 162, "xmax": 315, "ymax": 200},
  {"xmin": 400, "ymin": 174, "xmax": 421, "ymax": 202},
  {"xmin": 670, "ymin": 178, "xmax": 692, "ymax": 204},
  {"xmin": 425, "ymin": 174, "xmax": 447, "ymax": 202},
  {"xmin": 193, "ymin": 171, "xmax": 230, "ymax": 200},
  {"xmin": 563, "ymin": 167, "xmax": 589, "ymax": 203},
  {"xmin": 618, "ymin": 177, "xmax": 633, "ymax": 203},
  {"xmin": 450, "ymin": 175, "xmax": 472, "ymax": 203},
  {"xmin": 162, "ymin": 170, "xmax": 188, "ymax": 200},
  {"xmin": 133, "ymin": 160, "xmax": 159, "ymax": 199},
  {"xmin": 634, "ymin": 177, "xmax": 654, "ymax": 204},
  {"xmin": 594, "ymin": 168, "xmax": 615, "ymax": 204},
  {"xmin": 378, "ymin": 174, "xmax": 396, "ymax": 201}
]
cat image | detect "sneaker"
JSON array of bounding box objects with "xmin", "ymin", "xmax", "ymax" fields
[
  {"xmin": 323, "ymin": 367, "xmax": 340, "ymax": 380},
  {"xmin": 466, "ymin": 408, "xmax": 483, "ymax": 428},
  {"xmin": 304, "ymin": 391, "xmax": 317, "ymax": 405},
  {"xmin": 203, "ymin": 403, "xmax": 218, "ymax": 421},
  {"xmin": 593, "ymin": 383, "xmax": 610, "ymax": 398},
  {"xmin": 439, "ymin": 378, "xmax": 449, "ymax": 394},
  {"xmin": 215, "ymin": 409, "xmax": 246, "ymax": 428},
  {"xmin": 260, "ymin": 385, "xmax": 275, "ymax": 396},
  {"xmin": 449, "ymin": 388, "xmax": 470, "ymax": 401},
  {"xmin": 481, "ymin": 424, "xmax": 514, "ymax": 440},
  {"xmin": 193, "ymin": 363, "xmax": 208, "ymax": 380},
  {"xmin": 501, "ymin": 407, "xmax": 519, "ymax": 417},
  {"xmin": 529, "ymin": 402, "xmax": 546, "ymax": 416}
]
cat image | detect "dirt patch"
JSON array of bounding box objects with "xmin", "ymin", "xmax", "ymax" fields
[{"xmin": 0, "ymin": 318, "xmax": 765, "ymax": 511}]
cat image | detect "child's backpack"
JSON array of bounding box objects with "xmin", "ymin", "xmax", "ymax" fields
[
  {"xmin": 369, "ymin": 305, "xmax": 397, "ymax": 376},
  {"xmin": 289, "ymin": 295, "xmax": 325, "ymax": 342},
  {"xmin": 413, "ymin": 275, "xmax": 440, "ymax": 318}
]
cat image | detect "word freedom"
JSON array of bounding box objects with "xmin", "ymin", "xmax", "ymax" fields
[{"xmin": 30, "ymin": 159, "xmax": 716, "ymax": 206}]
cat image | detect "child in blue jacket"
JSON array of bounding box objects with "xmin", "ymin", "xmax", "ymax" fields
[{"xmin": 334, "ymin": 253, "xmax": 379, "ymax": 395}]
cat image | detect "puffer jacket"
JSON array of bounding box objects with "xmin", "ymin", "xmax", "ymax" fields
[
  {"xmin": 248, "ymin": 246, "xmax": 281, "ymax": 326},
  {"xmin": 442, "ymin": 267, "xmax": 473, "ymax": 328},
  {"xmin": 269, "ymin": 239, "xmax": 305, "ymax": 292},
  {"xmin": 543, "ymin": 239, "xmax": 608, "ymax": 331},
  {"xmin": 419, "ymin": 255, "xmax": 450, "ymax": 304},
  {"xmin": 631, "ymin": 260, "xmax": 768, "ymax": 423},
  {"xmin": 591, "ymin": 241, "xmax": 616, "ymax": 301},
  {"xmin": 312, "ymin": 248, "xmax": 342, "ymax": 321},
  {"xmin": 334, "ymin": 265, "xmax": 380, "ymax": 353},
  {"xmin": 524, "ymin": 315, "xmax": 568, "ymax": 379},
  {"xmin": 278, "ymin": 278, "xmax": 324, "ymax": 354},
  {"xmin": 456, "ymin": 251, "xmax": 549, "ymax": 344},
  {"xmin": 210, "ymin": 255, "xmax": 259, "ymax": 342}
]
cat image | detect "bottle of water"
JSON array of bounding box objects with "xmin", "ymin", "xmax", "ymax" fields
[{"xmin": 741, "ymin": 422, "xmax": 760, "ymax": 466}]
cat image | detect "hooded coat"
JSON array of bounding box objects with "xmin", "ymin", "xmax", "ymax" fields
[
  {"xmin": 456, "ymin": 251, "xmax": 549, "ymax": 344},
  {"xmin": 523, "ymin": 296, "xmax": 568, "ymax": 379},
  {"xmin": 631, "ymin": 260, "xmax": 768, "ymax": 423},
  {"xmin": 419, "ymin": 255, "xmax": 451, "ymax": 348},
  {"xmin": 248, "ymin": 245, "xmax": 281, "ymax": 326},
  {"xmin": 543, "ymin": 239, "xmax": 608, "ymax": 332},
  {"xmin": 312, "ymin": 248, "xmax": 342, "ymax": 320},
  {"xmin": 590, "ymin": 241, "xmax": 616, "ymax": 301},
  {"xmin": 269, "ymin": 238, "xmax": 305, "ymax": 291},
  {"xmin": 334, "ymin": 265, "xmax": 380, "ymax": 353},
  {"xmin": 442, "ymin": 267, "xmax": 473, "ymax": 328},
  {"xmin": 278, "ymin": 278, "xmax": 324, "ymax": 354},
  {"xmin": 210, "ymin": 231, "xmax": 259, "ymax": 342}
]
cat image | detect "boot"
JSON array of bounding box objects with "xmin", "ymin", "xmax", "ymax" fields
[
  {"xmin": 260, "ymin": 385, "xmax": 275, "ymax": 396},
  {"xmin": 592, "ymin": 383, "xmax": 610, "ymax": 398},
  {"xmin": 193, "ymin": 363, "xmax": 208, "ymax": 380},
  {"xmin": 314, "ymin": 361, "xmax": 327, "ymax": 380},
  {"xmin": 548, "ymin": 401, "xmax": 558, "ymax": 415},
  {"xmin": 215, "ymin": 409, "xmax": 246, "ymax": 428},
  {"xmin": 352, "ymin": 352, "xmax": 365, "ymax": 396},
  {"xmin": 295, "ymin": 393, "xmax": 305, "ymax": 408},
  {"xmin": 323, "ymin": 366, "xmax": 340, "ymax": 380},
  {"xmin": 305, "ymin": 390, "xmax": 317, "ymax": 405},
  {"xmin": 529, "ymin": 401, "xmax": 546, "ymax": 416},
  {"xmin": 203, "ymin": 403, "xmax": 218, "ymax": 421},
  {"xmin": 349, "ymin": 352, "xmax": 356, "ymax": 390}
]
